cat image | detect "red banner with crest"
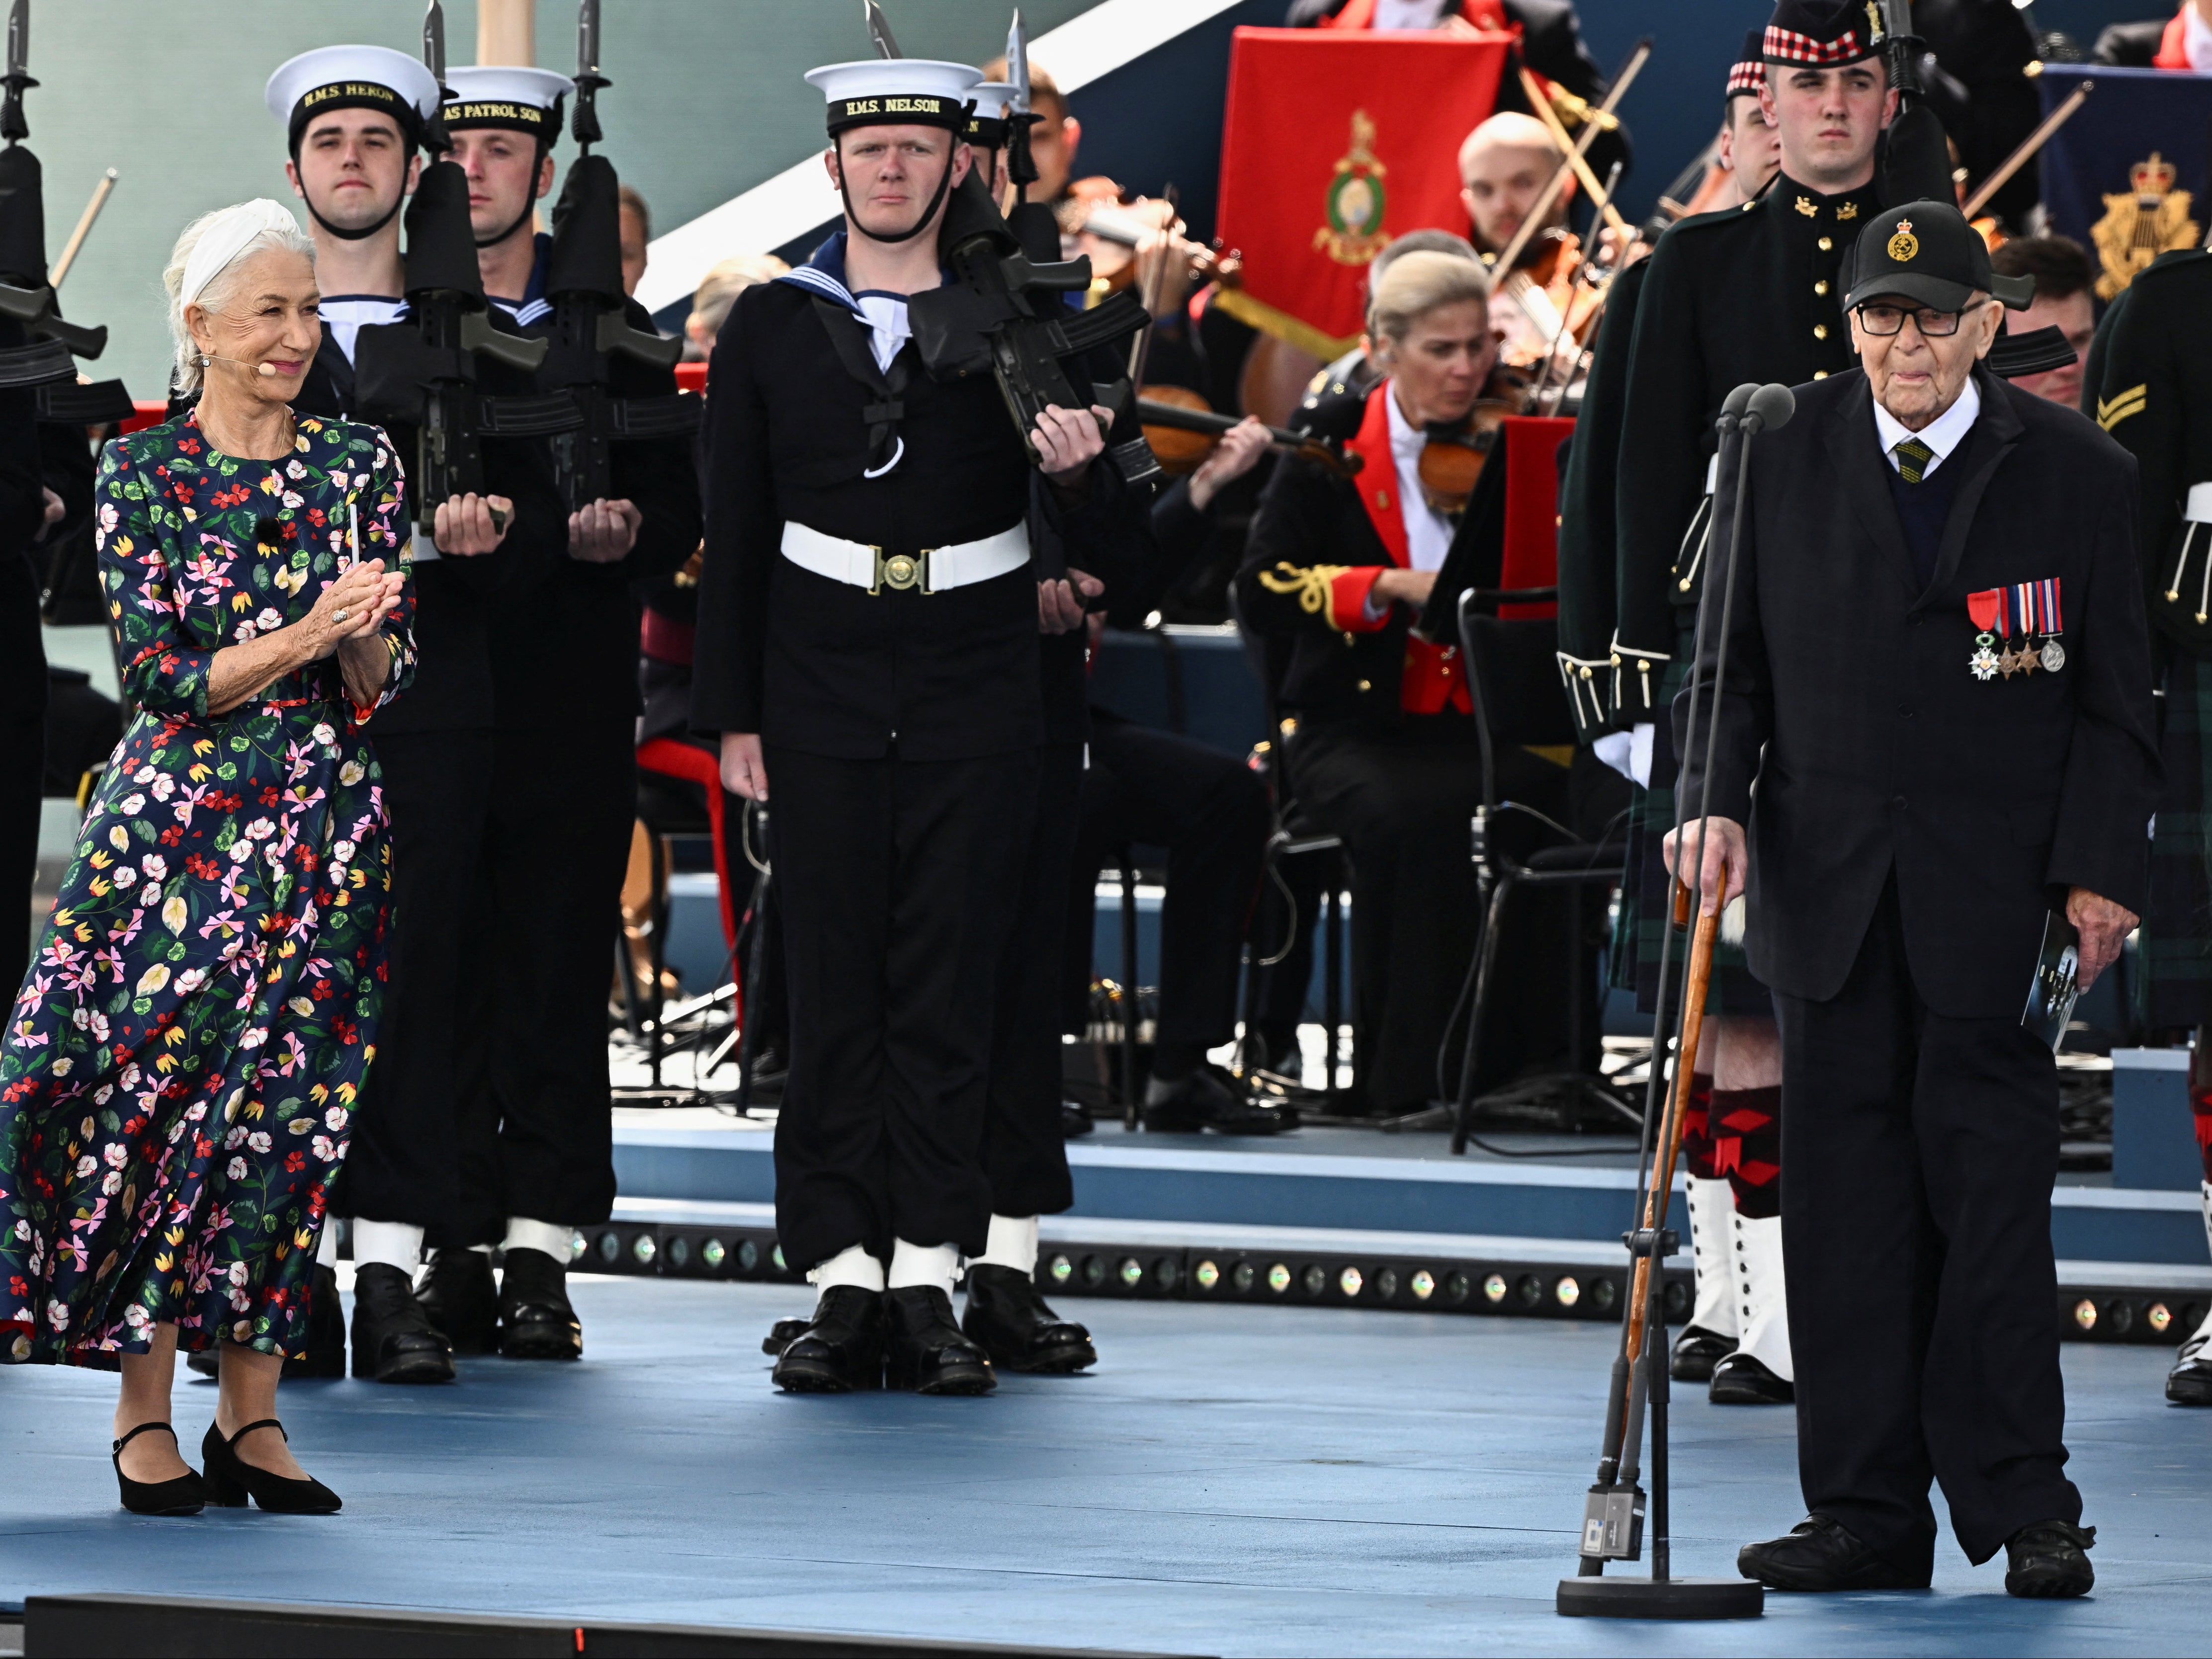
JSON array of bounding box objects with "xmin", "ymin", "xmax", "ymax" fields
[{"xmin": 1213, "ymin": 28, "xmax": 1512, "ymax": 356}]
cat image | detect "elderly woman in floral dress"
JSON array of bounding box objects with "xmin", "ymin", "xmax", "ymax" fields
[{"xmin": 0, "ymin": 200, "xmax": 417, "ymax": 1516}]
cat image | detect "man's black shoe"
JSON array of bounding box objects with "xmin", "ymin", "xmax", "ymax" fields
[
  {"xmin": 772, "ymin": 1286, "xmax": 886, "ymax": 1392},
  {"xmin": 188, "ymin": 1262, "xmax": 347, "ymax": 1380},
  {"xmin": 418, "ymin": 1247, "xmax": 499, "ymax": 1355},
  {"xmin": 2005, "ymin": 1521, "xmax": 2095, "ymax": 1598},
  {"xmin": 348, "ymin": 1263, "xmax": 457, "ymax": 1384},
  {"xmin": 499, "ymin": 1247, "xmax": 583, "ymax": 1361},
  {"xmin": 962, "ymin": 1263, "xmax": 1096, "ymax": 1374},
  {"xmin": 1670, "ymin": 1324, "xmax": 1735, "ymax": 1383},
  {"xmin": 1709, "ymin": 1351, "xmax": 1794, "ymax": 1405},
  {"xmin": 2166, "ymin": 1341, "xmax": 2212, "ymax": 1406},
  {"xmin": 763, "ymin": 1315, "xmax": 810, "ymax": 1356},
  {"xmin": 1141, "ymin": 1067, "xmax": 1296, "ymax": 1135},
  {"xmin": 1737, "ymin": 1515, "xmax": 1931, "ymax": 1591},
  {"xmin": 884, "ymin": 1286, "xmax": 995, "ymax": 1394},
  {"xmin": 1060, "ymin": 1100, "xmax": 1094, "ymax": 1138}
]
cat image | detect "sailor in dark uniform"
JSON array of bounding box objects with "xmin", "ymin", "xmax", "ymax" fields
[
  {"xmin": 251, "ymin": 47, "xmax": 523, "ymax": 1385},
  {"xmin": 1684, "ymin": 200, "xmax": 2156, "ymax": 1598},
  {"xmin": 2089, "ymin": 242, "xmax": 2212, "ymax": 1407},
  {"xmin": 693, "ymin": 56, "xmax": 1139, "ymax": 1395},
  {"xmin": 421, "ymin": 67, "xmax": 700, "ymax": 1365},
  {"xmin": 1600, "ymin": 0, "xmax": 1894, "ymax": 1406}
]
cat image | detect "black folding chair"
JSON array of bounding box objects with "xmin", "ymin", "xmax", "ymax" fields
[{"xmin": 1447, "ymin": 585, "xmax": 1636, "ymax": 1153}]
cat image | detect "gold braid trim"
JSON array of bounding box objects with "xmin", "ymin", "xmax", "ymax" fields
[{"xmin": 1256, "ymin": 561, "xmax": 1353, "ymax": 615}]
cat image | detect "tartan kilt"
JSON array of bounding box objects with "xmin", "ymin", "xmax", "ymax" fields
[
  {"xmin": 1608, "ymin": 636, "xmax": 1774, "ymax": 1018},
  {"xmin": 2143, "ymin": 649, "xmax": 2212, "ymax": 1029}
]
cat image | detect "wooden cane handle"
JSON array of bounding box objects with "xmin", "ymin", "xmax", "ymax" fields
[{"xmin": 1623, "ymin": 906, "xmax": 1720, "ymax": 1368}]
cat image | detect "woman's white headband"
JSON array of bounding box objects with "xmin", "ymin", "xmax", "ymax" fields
[{"xmin": 181, "ymin": 199, "xmax": 302, "ymax": 309}]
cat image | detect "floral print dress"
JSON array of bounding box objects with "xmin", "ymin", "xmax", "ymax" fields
[{"xmin": 0, "ymin": 411, "xmax": 412, "ymax": 1368}]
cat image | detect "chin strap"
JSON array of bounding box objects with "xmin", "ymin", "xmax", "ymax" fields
[
  {"xmin": 294, "ymin": 145, "xmax": 417, "ymax": 244},
  {"xmin": 836, "ymin": 116, "xmax": 971, "ymax": 247}
]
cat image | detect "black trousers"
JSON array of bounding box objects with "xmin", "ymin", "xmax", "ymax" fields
[
  {"xmin": 335, "ymin": 728, "xmax": 494, "ymax": 1229},
  {"xmin": 984, "ymin": 740, "xmax": 1083, "ymax": 1220},
  {"xmin": 1, "ymin": 551, "xmax": 44, "ymax": 997},
  {"xmin": 1062, "ymin": 715, "xmax": 1272, "ymax": 1061},
  {"xmin": 440, "ymin": 720, "xmax": 635, "ymax": 1245},
  {"xmin": 1292, "ymin": 718, "xmax": 1573, "ymax": 1114},
  {"xmin": 1775, "ymin": 877, "xmax": 2079, "ymax": 1573},
  {"xmin": 768, "ymin": 744, "xmax": 1037, "ymax": 1270}
]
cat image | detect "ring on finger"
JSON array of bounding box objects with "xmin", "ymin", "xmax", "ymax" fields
[{"xmin": 334, "ymin": 607, "xmax": 350, "ymax": 624}]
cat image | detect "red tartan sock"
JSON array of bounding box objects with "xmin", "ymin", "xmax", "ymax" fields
[
  {"xmin": 1682, "ymin": 1072, "xmax": 1718, "ymax": 1181},
  {"xmin": 1715, "ymin": 1084, "xmax": 1783, "ymax": 1220}
]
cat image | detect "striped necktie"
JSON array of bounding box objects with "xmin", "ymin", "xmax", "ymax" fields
[{"xmin": 1893, "ymin": 435, "xmax": 1935, "ymax": 483}]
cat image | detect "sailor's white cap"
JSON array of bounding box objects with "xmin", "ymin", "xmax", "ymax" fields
[
  {"xmin": 265, "ymin": 46, "xmax": 442, "ymax": 148},
  {"xmin": 442, "ymin": 66, "xmax": 577, "ymax": 138},
  {"xmin": 804, "ymin": 59, "xmax": 982, "ymax": 135}
]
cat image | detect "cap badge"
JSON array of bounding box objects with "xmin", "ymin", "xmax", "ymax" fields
[{"xmin": 1887, "ymin": 220, "xmax": 1918, "ymax": 262}]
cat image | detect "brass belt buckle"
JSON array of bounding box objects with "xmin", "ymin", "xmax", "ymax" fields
[{"xmin": 871, "ymin": 546, "xmax": 931, "ymax": 594}]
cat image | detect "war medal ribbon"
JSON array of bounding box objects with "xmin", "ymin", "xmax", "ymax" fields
[{"xmin": 1967, "ymin": 587, "xmax": 2002, "ymax": 680}]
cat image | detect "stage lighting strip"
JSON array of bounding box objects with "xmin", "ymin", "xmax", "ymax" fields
[{"xmin": 560, "ymin": 1220, "xmax": 2206, "ymax": 1345}]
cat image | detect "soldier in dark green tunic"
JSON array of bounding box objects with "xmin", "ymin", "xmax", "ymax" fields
[
  {"xmin": 2089, "ymin": 246, "xmax": 2212, "ymax": 1407},
  {"xmin": 1587, "ymin": 0, "xmax": 1895, "ymax": 1406}
]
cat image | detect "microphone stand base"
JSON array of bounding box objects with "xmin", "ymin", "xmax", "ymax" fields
[{"xmin": 1556, "ymin": 1576, "xmax": 1764, "ymax": 1620}]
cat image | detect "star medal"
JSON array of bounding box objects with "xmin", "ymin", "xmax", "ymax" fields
[{"xmin": 1966, "ymin": 588, "xmax": 2002, "ymax": 681}]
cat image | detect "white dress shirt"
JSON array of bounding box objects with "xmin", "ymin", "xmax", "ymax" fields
[
  {"xmin": 1373, "ymin": 0, "xmax": 1451, "ymax": 28},
  {"xmin": 1872, "ymin": 374, "xmax": 1981, "ymax": 478},
  {"xmin": 1386, "ymin": 385, "xmax": 1457, "ymax": 572}
]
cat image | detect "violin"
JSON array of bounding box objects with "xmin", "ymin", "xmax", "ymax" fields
[
  {"xmin": 1137, "ymin": 384, "xmax": 1363, "ymax": 480},
  {"xmin": 1412, "ymin": 364, "xmax": 1536, "ymax": 516}
]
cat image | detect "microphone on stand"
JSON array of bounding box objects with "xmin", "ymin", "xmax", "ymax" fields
[{"xmin": 1740, "ymin": 382, "xmax": 1795, "ymax": 437}]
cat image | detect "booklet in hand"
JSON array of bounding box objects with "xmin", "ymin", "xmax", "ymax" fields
[{"xmin": 2022, "ymin": 912, "xmax": 2083, "ymax": 1054}]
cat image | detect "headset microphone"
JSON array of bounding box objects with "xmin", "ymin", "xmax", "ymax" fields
[{"xmin": 197, "ymin": 354, "xmax": 281, "ymax": 377}]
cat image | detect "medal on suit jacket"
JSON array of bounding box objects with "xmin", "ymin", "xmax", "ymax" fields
[
  {"xmin": 1966, "ymin": 588, "xmax": 2002, "ymax": 681},
  {"xmin": 1967, "ymin": 580, "xmax": 2064, "ymax": 680}
]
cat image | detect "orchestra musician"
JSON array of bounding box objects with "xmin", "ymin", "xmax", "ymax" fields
[
  {"xmin": 1455, "ymin": 112, "xmax": 1599, "ymax": 374},
  {"xmin": 1238, "ymin": 250, "xmax": 1574, "ymax": 1117}
]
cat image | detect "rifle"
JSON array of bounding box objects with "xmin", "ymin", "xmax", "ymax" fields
[
  {"xmin": 353, "ymin": 1, "xmax": 579, "ymax": 559},
  {"xmin": 536, "ymin": 0, "xmax": 698, "ymax": 513},
  {"xmin": 906, "ymin": 7, "xmax": 1156, "ymax": 487},
  {"xmin": 1872, "ymin": 0, "xmax": 1955, "ymax": 206},
  {"xmin": 0, "ymin": 0, "xmax": 129, "ymax": 421}
]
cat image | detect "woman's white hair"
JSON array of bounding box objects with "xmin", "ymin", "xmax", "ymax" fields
[
  {"xmin": 1367, "ymin": 248, "xmax": 1491, "ymax": 346},
  {"xmin": 163, "ymin": 200, "xmax": 315, "ymax": 394}
]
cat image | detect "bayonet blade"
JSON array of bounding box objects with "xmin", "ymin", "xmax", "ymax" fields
[
  {"xmin": 6, "ymin": 0, "xmax": 26, "ymax": 82},
  {"xmin": 578, "ymin": 0, "xmax": 600, "ymax": 78},
  {"xmin": 423, "ymin": 0, "xmax": 447, "ymax": 84},
  {"xmin": 1006, "ymin": 9, "xmax": 1030, "ymax": 114},
  {"xmin": 864, "ymin": 0, "xmax": 902, "ymax": 59}
]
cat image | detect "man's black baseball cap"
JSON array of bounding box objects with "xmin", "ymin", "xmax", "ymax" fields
[{"xmin": 1843, "ymin": 199, "xmax": 1992, "ymax": 313}]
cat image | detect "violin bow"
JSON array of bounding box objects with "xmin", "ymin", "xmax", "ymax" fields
[{"xmin": 1490, "ymin": 38, "xmax": 1648, "ymax": 277}]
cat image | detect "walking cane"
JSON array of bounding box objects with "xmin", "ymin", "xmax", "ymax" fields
[{"xmin": 1556, "ymin": 381, "xmax": 1795, "ymax": 1619}]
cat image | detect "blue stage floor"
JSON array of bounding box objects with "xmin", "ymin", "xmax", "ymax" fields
[{"xmin": 3, "ymin": 1276, "xmax": 2209, "ymax": 1657}]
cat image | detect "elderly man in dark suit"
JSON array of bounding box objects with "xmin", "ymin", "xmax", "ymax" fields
[{"xmin": 1669, "ymin": 200, "xmax": 2160, "ymax": 1599}]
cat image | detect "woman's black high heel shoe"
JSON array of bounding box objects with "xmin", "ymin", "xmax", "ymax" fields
[
  {"xmin": 201, "ymin": 1418, "xmax": 342, "ymax": 1513},
  {"xmin": 112, "ymin": 1422, "xmax": 205, "ymax": 1515}
]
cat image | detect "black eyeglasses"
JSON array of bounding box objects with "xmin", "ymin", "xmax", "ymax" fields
[{"xmin": 1854, "ymin": 302, "xmax": 1963, "ymax": 337}]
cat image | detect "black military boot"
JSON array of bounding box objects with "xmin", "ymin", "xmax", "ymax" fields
[
  {"xmin": 771, "ymin": 1286, "xmax": 886, "ymax": 1392},
  {"xmin": 962, "ymin": 1263, "xmax": 1096, "ymax": 1373},
  {"xmin": 418, "ymin": 1247, "xmax": 500, "ymax": 1356},
  {"xmin": 763, "ymin": 1315, "xmax": 811, "ymax": 1357},
  {"xmin": 187, "ymin": 1262, "xmax": 346, "ymax": 1380},
  {"xmin": 1141, "ymin": 1067, "xmax": 1296, "ymax": 1135},
  {"xmin": 498, "ymin": 1247, "xmax": 583, "ymax": 1360},
  {"xmin": 1670, "ymin": 1325, "xmax": 1736, "ymax": 1383},
  {"xmin": 349, "ymin": 1263, "xmax": 456, "ymax": 1384},
  {"xmin": 2004, "ymin": 1521, "xmax": 2095, "ymax": 1598},
  {"xmin": 884, "ymin": 1286, "xmax": 995, "ymax": 1395}
]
